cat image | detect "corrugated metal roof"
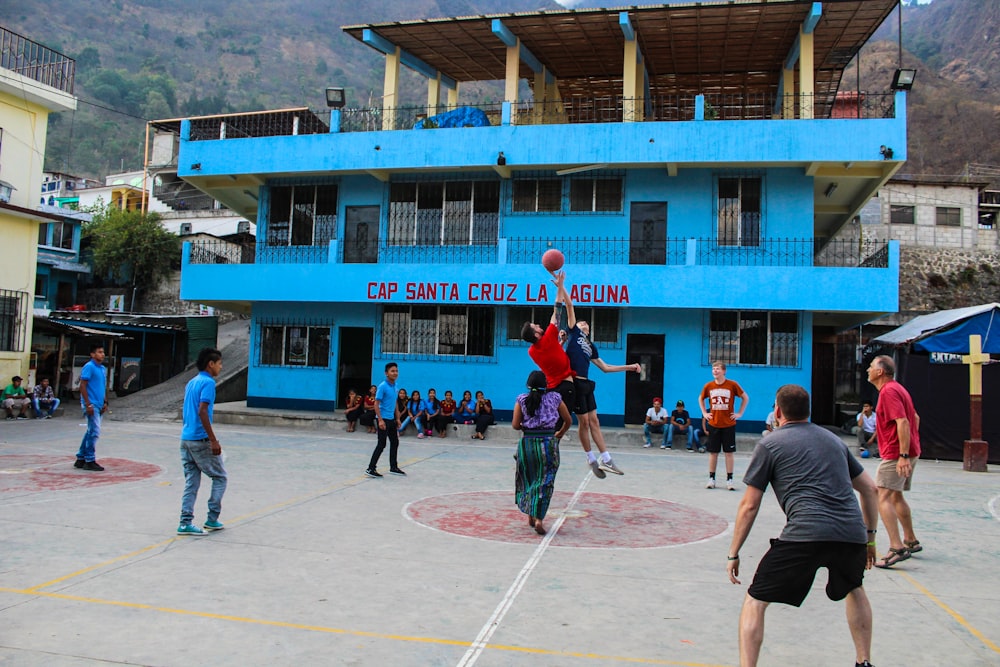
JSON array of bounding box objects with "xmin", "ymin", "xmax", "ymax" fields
[{"xmin": 873, "ymin": 303, "xmax": 1000, "ymax": 346}]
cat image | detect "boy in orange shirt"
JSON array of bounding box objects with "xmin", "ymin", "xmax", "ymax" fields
[{"xmin": 699, "ymin": 361, "xmax": 749, "ymax": 490}]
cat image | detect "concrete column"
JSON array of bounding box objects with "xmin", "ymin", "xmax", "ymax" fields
[
  {"xmin": 382, "ymin": 47, "xmax": 400, "ymax": 131},
  {"xmin": 799, "ymin": 28, "xmax": 814, "ymax": 119}
]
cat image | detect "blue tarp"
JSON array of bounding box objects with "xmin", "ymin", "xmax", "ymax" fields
[
  {"xmin": 874, "ymin": 303, "xmax": 1000, "ymax": 353},
  {"xmin": 414, "ymin": 107, "xmax": 491, "ymax": 129}
]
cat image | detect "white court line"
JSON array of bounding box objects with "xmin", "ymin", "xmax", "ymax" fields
[
  {"xmin": 988, "ymin": 494, "xmax": 1000, "ymax": 522},
  {"xmin": 455, "ymin": 472, "xmax": 593, "ymax": 667}
]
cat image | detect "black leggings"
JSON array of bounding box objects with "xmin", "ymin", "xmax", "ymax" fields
[
  {"xmin": 474, "ymin": 413, "xmax": 494, "ymax": 435},
  {"xmin": 432, "ymin": 414, "xmax": 454, "ymax": 434}
]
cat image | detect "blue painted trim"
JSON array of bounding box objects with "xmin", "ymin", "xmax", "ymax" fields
[
  {"xmin": 695, "ymin": 95, "xmax": 705, "ymax": 120},
  {"xmin": 785, "ymin": 36, "xmax": 800, "ymax": 70},
  {"xmin": 329, "ymin": 109, "xmax": 341, "ymax": 133},
  {"xmin": 492, "ymin": 19, "xmax": 550, "ymax": 84},
  {"xmin": 362, "ymin": 29, "xmax": 457, "ymax": 89},
  {"xmin": 804, "ymin": 3, "xmax": 822, "ymax": 33},
  {"xmin": 247, "ymin": 396, "xmax": 336, "ymax": 411},
  {"xmin": 619, "ymin": 12, "xmax": 635, "ymax": 41}
]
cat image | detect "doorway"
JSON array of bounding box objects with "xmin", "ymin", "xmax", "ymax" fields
[
  {"xmin": 629, "ymin": 202, "xmax": 667, "ymax": 265},
  {"xmin": 343, "ymin": 205, "xmax": 380, "ymax": 264},
  {"xmin": 337, "ymin": 327, "xmax": 374, "ymax": 408},
  {"xmin": 624, "ymin": 334, "xmax": 665, "ymax": 423}
]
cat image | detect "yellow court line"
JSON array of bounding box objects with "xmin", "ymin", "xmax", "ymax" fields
[
  {"xmin": 898, "ymin": 571, "xmax": 1000, "ymax": 654},
  {"xmin": 0, "ymin": 586, "xmax": 726, "ymax": 666},
  {"xmin": 23, "ymin": 458, "xmax": 430, "ymax": 593}
]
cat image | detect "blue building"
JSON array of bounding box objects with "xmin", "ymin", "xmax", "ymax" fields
[
  {"xmin": 168, "ymin": 1, "xmax": 905, "ymax": 428},
  {"xmin": 35, "ymin": 204, "xmax": 91, "ymax": 311}
]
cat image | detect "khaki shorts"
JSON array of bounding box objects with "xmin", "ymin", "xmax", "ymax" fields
[{"xmin": 875, "ymin": 457, "xmax": 916, "ymax": 491}]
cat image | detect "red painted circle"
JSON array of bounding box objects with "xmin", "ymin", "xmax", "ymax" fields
[
  {"xmin": 0, "ymin": 455, "xmax": 162, "ymax": 493},
  {"xmin": 405, "ymin": 490, "xmax": 728, "ymax": 548}
]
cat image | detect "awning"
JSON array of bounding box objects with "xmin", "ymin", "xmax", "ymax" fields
[
  {"xmin": 33, "ymin": 317, "xmax": 131, "ymax": 339},
  {"xmin": 52, "ymin": 260, "xmax": 91, "ymax": 274},
  {"xmin": 873, "ymin": 303, "xmax": 1000, "ymax": 353}
]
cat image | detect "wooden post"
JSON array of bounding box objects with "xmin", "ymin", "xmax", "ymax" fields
[{"xmin": 960, "ymin": 334, "xmax": 990, "ymax": 472}]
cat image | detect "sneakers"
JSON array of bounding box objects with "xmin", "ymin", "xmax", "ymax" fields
[
  {"xmin": 589, "ymin": 459, "xmax": 607, "ymax": 479},
  {"xmin": 365, "ymin": 469, "xmax": 383, "ymax": 478},
  {"xmin": 417, "ymin": 433, "xmax": 425, "ymax": 439},
  {"xmin": 643, "ymin": 442, "xmax": 652, "ymax": 448},
  {"xmin": 74, "ymin": 458, "xmax": 85, "ymax": 469},
  {"xmin": 82, "ymin": 461, "xmax": 105, "ymax": 471},
  {"xmin": 177, "ymin": 523, "xmax": 205, "ymax": 536},
  {"xmin": 4, "ymin": 415, "xmax": 12, "ymax": 420},
  {"xmin": 856, "ymin": 661, "xmax": 875, "ymax": 667},
  {"xmin": 16, "ymin": 414, "xmax": 29, "ymax": 420},
  {"xmin": 698, "ymin": 446, "xmax": 707, "ymax": 453},
  {"xmin": 600, "ymin": 459, "xmax": 624, "ymax": 475},
  {"xmin": 389, "ymin": 468, "xmax": 407, "ymax": 476},
  {"xmin": 706, "ymin": 478, "xmax": 716, "ymax": 489},
  {"xmin": 727, "ymin": 479, "xmax": 736, "ymax": 491},
  {"xmin": 661, "ymin": 444, "xmax": 671, "ymax": 450},
  {"xmin": 203, "ymin": 520, "xmax": 224, "ymax": 531}
]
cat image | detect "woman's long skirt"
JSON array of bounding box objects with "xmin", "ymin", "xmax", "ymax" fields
[{"xmin": 515, "ymin": 433, "xmax": 560, "ymax": 520}]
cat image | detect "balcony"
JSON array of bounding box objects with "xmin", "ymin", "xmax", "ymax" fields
[{"xmin": 0, "ymin": 26, "xmax": 74, "ymax": 94}]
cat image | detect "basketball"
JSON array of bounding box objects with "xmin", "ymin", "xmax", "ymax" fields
[{"xmin": 542, "ymin": 248, "xmax": 565, "ymax": 272}]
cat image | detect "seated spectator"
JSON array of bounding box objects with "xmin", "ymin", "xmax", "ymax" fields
[
  {"xmin": 433, "ymin": 390, "xmax": 456, "ymax": 437},
  {"xmin": 400, "ymin": 390, "xmax": 428, "ymax": 437},
  {"xmin": 856, "ymin": 401, "xmax": 878, "ymax": 456},
  {"xmin": 668, "ymin": 399, "xmax": 695, "ymax": 450},
  {"xmin": 423, "ymin": 389, "xmax": 441, "ymax": 437},
  {"xmin": 692, "ymin": 416, "xmax": 709, "ymax": 453},
  {"xmin": 359, "ymin": 385, "xmax": 378, "ymax": 433},
  {"xmin": 2, "ymin": 376, "xmax": 31, "ymax": 420},
  {"xmin": 343, "ymin": 388, "xmax": 363, "ymax": 432},
  {"xmin": 394, "ymin": 388, "xmax": 410, "ymax": 432},
  {"xmin": 643, "ymin": 397, "xmax": 669, "ymax": 448},
  {"xmin": 455, "ymin": 390, "xmax": 475, "ymax": 424},
  {"xmin": 762, "ymin": 404, "xmax": 778, "ymax": 436},
  {"xmin": 32, "ymin": 377, "xmax": 60, "ymax": 419},
  {"xmin": 472, "ymin": 390, "xmax": 494, "ymax": 439}
]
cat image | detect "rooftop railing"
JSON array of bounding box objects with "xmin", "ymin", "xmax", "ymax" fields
[
  {"xmin": 187, "ymin": 237, "xmax": 889, "ymax": 269},
  {"xmin": 184, "ymin": 92, "xmax": 897, "ymax": 140},
  {"xmin": 0, "ymin": 27, "xmax": 74, "ymax": 94}
]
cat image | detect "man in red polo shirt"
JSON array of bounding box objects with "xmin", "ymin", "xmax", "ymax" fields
[{"xmin": 867, "ymin": 354, "xmax": 922, "ymax": 569}]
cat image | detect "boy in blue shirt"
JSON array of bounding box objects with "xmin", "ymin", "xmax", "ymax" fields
[
  {"xmin": 76, "ymin": 344, "xmax": 109, "ymax": 471},
  {"xmin": 366, "ymin": 362, "xmax": 405, "ymax": 477},
  {"xmin": 177, "ymin": 348, "xmax": 227, "ymax": 536}
]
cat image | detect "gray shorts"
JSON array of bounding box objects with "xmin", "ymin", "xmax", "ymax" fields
[{"xmin": 875, "ymin": 457, "xmax": 916, "ymax": 491}]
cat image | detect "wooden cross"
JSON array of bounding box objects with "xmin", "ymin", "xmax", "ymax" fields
[{"xmin": 961, "ymin": 334, "xmax": 991, "ymax": 440}]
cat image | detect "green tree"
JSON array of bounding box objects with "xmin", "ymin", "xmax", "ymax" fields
[{"xmin": 83, "ymin": 206, "xmax": 181, "ymax": 292}]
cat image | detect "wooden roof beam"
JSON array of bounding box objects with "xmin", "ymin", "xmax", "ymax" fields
[{"xmin": 492, "ymin": 19, "xmax": 553, "ymax": 84}]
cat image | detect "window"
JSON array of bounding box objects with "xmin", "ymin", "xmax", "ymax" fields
[
  {"xmin": 258, "ymin": 324, "xmax": 330, "ymax": 367},
  {"xmin": 708, "ymin": 310, "xmax": 798, "ymax": 366},
  {"xmin": 569, "ymin": 177, "xmax": 623, "ymax": 212},
  {"xmin": 936, "ymin": 206, "xmax": 961, "ymax": 227},
  {"xmin": 389, "ymin": 180, "xmax": 500, "ymax": 245},
  {"xmin": 266, "ymin": 184, "xmax": 338, "ymax": 246},
  {"xmin": 512, "ymin": 178, "xmax": 561, "ymax": 212},
  {"xmin": 506, "ymin": 306, "xmax": 620, "ymax": 344},
  {"xmin": 717, "ymin": 176, "xmax": 762, "ymax": 246},
  {"xmin": 38, "ymin": 222, "xmax": 49, "ymax": 245},
  {"xmin": 0, "ymin": 289, "xmax": 28, "ymax": 352},
  {"xmin": 48, "ymin": 221, "xmax": 74, "ymax": 249},
  {"xmin": 889, "ymin": 204, "xmax": 914, "ymax": 224},
  {"xmin": 382, "ymin": 305, "xmax": 494, "ymax": 357}
]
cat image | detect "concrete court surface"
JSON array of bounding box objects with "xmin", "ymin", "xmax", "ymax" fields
[{"xmin": 1, "ymin": 416, "xmax": 998, "ymax": 667}]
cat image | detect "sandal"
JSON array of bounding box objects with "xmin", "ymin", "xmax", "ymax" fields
[
  {"xmin": 905, "ymin": 540, "xmax": 923, "ymax": 553},
  {"xmin": 874, "ymin": 547, "xmax": 911, "ymax": 569},
  {"xmin": 534, "ymin": 520, "xmax": 546, "ymax": 536}
]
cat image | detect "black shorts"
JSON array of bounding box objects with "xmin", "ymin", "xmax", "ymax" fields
[
  {"xmin": 707, "ymin": 425, "xmax": 736, "ymax": 453},
  {"xmin": 555, "ymin": 379, "xmax": 575, "ymax": 412},
  {"xmin": 573, "ymin": 378, "xmax": 597, "ymax": 415},
  {"xmin": 748, "ymin": 539, "xmax": 867, "ymax": 607}
]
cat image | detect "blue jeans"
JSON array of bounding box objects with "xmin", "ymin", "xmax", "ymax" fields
[
  {"xmin": 667, "ymin": 423, "xmax": 695, "ymax": 447},
  {"xmin": 398, "ymin": 415, "xmax": 425, "ymax": 433},
  {"xmin": 33, "ymin": 397, "xmax": 60, "ymax": 417},
  {"xmin": 76, "ymin": 410, "xmax": 102, "ymax": 462},
  {"xmin": 180, "ymin": 439, "xmax": 228, "ymax": 525},
  {"xmin": 643, "ymin": 423, "xmax": 667, "ymax": 446}
]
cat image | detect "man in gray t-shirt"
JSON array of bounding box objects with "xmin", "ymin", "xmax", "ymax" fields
[{"xmin": 726, "ymin": 384, "xmax": 880, "ymax": 667}]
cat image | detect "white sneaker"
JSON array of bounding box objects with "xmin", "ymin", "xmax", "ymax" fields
[
  {"xmin": 643, "ymin": 442, "xmax": 652, "ymax": 448},
  {"xmin": 589, "ymin": 459, "xmax": 607, "ymax": 479},
  {"xmin": 727, "ymin": 479, "xmax": 736, "ymax": 491},
  {"xmin": 600, "ymin": 458, "xmax": 624, "ymax": 475},
  {"xmin": 706, "ymin": 478, "xmax": 716, "ymax": 489}
]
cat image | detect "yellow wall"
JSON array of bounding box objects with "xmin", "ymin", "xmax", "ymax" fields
[{"xmin": 0, "ymin": 89, "xmax": 52, "ymax": 381}]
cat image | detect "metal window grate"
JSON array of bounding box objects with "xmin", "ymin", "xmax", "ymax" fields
[{"xmin": 0, "ymin": 289, "xmax": 29, "ymax": 352}]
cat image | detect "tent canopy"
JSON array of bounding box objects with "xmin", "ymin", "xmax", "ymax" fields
[{"xmin": 873, "ymin": 303, "xmax": 1000, "ymax": 354}]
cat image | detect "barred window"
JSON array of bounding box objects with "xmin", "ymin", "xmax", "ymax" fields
[
  {"xmin": 569, "ymin": 177, "xmax": 623, "ymax": 212},
  {"xmin": 389, "ymin": 180, "xmax": 500, "ymax": 246},
  {"xmin": 266, "ymin": 184, "xmax": 338, "ymax": 246},
  {"xmin": 506, "ymin": 306, "xmax": 619, "ymax": 344},
  {"xmin": 890, "ymin": 204, "xmax": 914, "ymax": 224},
  {"xmin": 382, "ymin": 305, "xmax": 494, "ymax": 357},
  {"xmin": 718, "ymin": 176, "xmax": 762, "ymax": 247},
  {"xmin": 708, "ymin": 311, "xmax": 798, "ymax": 367},
  {"xmin": 0, "ymin": 289, "xmax": 29, "ymax": 352},
  {"xmin": 512, "ymin": 178, "xmax": 561, "ymax": 212},
  {"xmin": 935, "ymin": 206, "xmax": 960, "ymax": 227},
  {"xmin": 258, "ymin": 324, "xmax": 330, "ymax": 367}
]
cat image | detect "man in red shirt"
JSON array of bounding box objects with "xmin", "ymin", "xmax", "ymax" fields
[
  {"xmin": 867, "ymin": 355, "xmax": 922, "ymax": 568},
  {"xmin": 699, "ymin": 361, "xmax": 749, "ymax": 490}
]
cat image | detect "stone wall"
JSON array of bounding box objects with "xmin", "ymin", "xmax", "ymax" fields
[
  {"xmin": 899, "ymin": 247, "xmax": 1000, "ymax": 312},
  {"xmin": 78, "ymin": 272, "xmax": 243, "ymax": 324}
]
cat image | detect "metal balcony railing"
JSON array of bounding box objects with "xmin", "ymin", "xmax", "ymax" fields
[
  {"xmin": 183, "ymin": 92, "xmax": 898, "ymax": 140},
  {"xmin": 187, "ymin": 237, "xmax": 889, "ymax": 269},
  {"xmin": 0, "ymin": 27, "xmax": 75, "ymax": 94}
]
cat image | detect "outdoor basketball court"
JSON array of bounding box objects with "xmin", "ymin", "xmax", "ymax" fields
[{"xmin": 1, "ymin": 416, "xmax": 998, "ymax": 665}]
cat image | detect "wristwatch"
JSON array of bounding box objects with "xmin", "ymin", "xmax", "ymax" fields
[{"xmin": 899, "ymin": 453, "xmax": 910, "ymax": 459}]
